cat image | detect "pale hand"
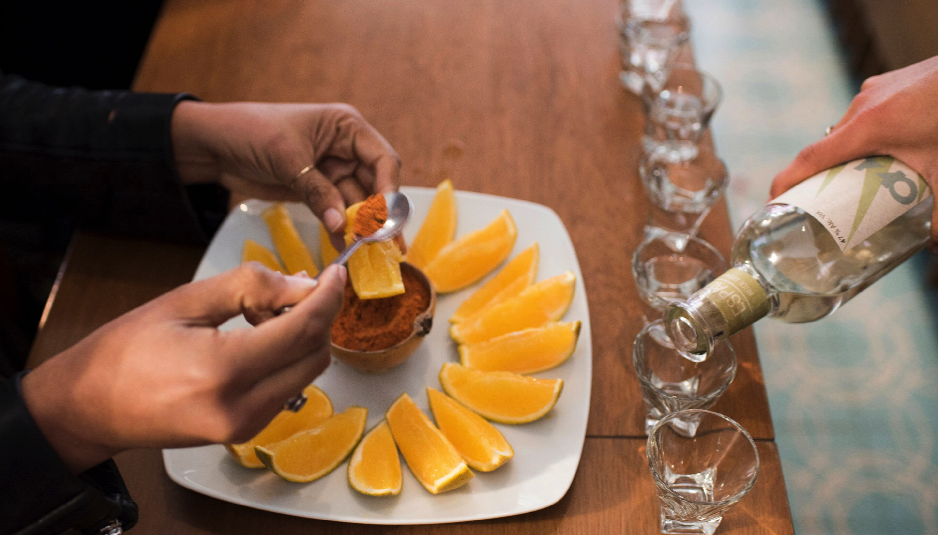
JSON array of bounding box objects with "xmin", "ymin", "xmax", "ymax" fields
[{"xmin": 770, "ymin": 55, "xmax": 938, "ymax": 243}]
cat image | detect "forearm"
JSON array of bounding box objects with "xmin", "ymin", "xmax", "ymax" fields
[{"xmin": 0, "ymin": 73, "xmax": 228, "ymax": 243}]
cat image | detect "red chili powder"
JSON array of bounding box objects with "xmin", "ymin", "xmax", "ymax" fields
[
  {"xmin": 353, "ymin": 194, "xmax": 387, "ymax": 237},
  {"xmin": 331, "ymin": 268, "xmax": 430, "ymax": 351}
]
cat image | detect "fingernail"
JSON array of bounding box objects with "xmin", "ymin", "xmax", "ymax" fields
[
  {"xmin": 335, "ymin": 264, "xmax": 348, "ymax": 284},
  {"xmin": 324, "ymin": 208, "xmax": 344, "ymax": 233},
  {"xmin": 286, "ymin": 274, "xmax": 318, "ymax": 288}
]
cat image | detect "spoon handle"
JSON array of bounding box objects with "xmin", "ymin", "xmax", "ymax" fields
[
  {"xmin": 282, "ymin": 238, "xmax": 363, "ymax": 412},
  {"xmin": 314, "ymin": 238, "xmax": 363, "ymax": 280}
]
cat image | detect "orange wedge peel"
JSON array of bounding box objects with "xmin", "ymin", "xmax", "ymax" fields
[
  {"xmin": 438, "ymin": 363, "xmax": 563, "ymax": 424},
  {"xmin": 241, "ymin": 239, "xmax": 286, "ymax": 273},
  {"xmin": 459, "ymin": 321, "xmax": 581, "ymax": 374},
  {"xmin": 255, "ymin": 406, "xmax": 367, "ymax": 483},
  {"xmin": 385, "ymin": 392, "xmax": 473, "ymax": 494},
  {"xmin": 427, "ymin": 387, "xmax": 513, "ymax": 472},
  {"xmin": 225, "ymin": 385, "xmax": 332, "ymax": 468},
  {"xmin": 450, "ymin": 243, "xmax": 539, "ymax": 323},
  {"xmin": 450, "ymin": 271, "xmax": 576, "ymax": 345},
  {"xmin": 261, "ymin": 203, "xmax": 319, "ymax": 277},
  {"xmin": 347, "ymin": 421, "xmax": 402, "ymax": 496},
  {"xmin": 424, "ymin": 210, "xmax": 517, "ymax": 293},
  {"xmin": 406, "ymin": 179, "xmax": 457, "ymax": 269}
]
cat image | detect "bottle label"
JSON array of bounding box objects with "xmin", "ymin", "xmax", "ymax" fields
[
  {"xmin": 701, "ymin": 268, "xmax": 770, "ymax": 335},
  {"xmin": 771, "ymin": 157, "xmax": 930, "ymax": 252}
]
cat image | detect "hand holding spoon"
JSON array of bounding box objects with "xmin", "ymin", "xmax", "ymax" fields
[{"xmin": 283, "ymin": 191, "xmax": 412, "ymax": 412}]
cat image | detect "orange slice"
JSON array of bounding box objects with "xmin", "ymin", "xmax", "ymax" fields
[
  {"xmin": 322, "ymin": 201, "xmax": 404, "ymax": 299},
  {"xmin": 406, "ymin": 179, "xmax": 457, "ymax": 269},
  {"xmin": 347, "ymin": 235, "xmax": 405, "ymax": 299},
  {"xmin": 438, "ymin": 363, "xmax": 563, "ymax": 424},
  {"xmin": 242, "ymin": 239, "xmax": 286, "ymax": 273},
  {"xmin": 424, "ymin": 210, "xmax": 517, "ymax": 293},
  {"xmin": 426, "ymin": 387, "xmax": 513, "ymax": 472},
  {"xmin": 225, "ymin": 385, "xmax": 332, "ymax": 468},
  {"xmin": 450, "ymin": 243, "xmax": 539, "ymax": 323},
  {"xmin": 385, "ymin": 392, "xmax": 474, "ymax": 494},
  {"xmin": 261, "ymin": 203, "xmax": 320, "ymax": 277},
  {"xmin": 459, "ymin": 321, "xmax": 581, "ymax": 374},
  {"xmin": 450, "ymin": 271, "xmax": 576, "ymax": 345},
  {"xmin": 255, "ymin": 406, "xmax": 367, "ymax": 483},
  {"xmin": 347, "ymin": 421, "xmax": 402, "ymax": 496}
]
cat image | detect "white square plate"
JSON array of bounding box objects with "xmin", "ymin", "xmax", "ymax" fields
[{"xmin": 162, "ymin": 187, "xmax": 592, "ymax": 524}]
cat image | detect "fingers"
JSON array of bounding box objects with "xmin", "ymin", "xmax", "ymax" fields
[
  {"xmin": 769, "ymin": 122, "xmax": 872, "ymax": 199},
  {"xmin": 161, "ymin": 263, "xmax": 320, "ymax": 327},
  {"xmin": 228, "ymin": 264, "xmax": 346, "ymax": 378},
  {"xmin": 292, "ymin": 165, "xmax": 348, "ymax": 234},
  {"xmin": 346, "ymin": 116, "xmax": 401, "ymax": 194},
  {"xmin": 232, "ymin": 349, "xmax": 332, "ymax": 441}
]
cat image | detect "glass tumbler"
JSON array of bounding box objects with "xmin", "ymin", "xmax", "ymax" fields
[
  {"xmin": 640, "ymin": 146, "xmax": 728, "ymax": 237},
  {"xmin": 647, "ymin": 410, "xmax": 759, "ymax": 535},
  {"xmin": 631, "ymin": 232, "xmax": 726, "ymax": 325},
  {"xmin": 641, "ymin": 64, "xmax": 722, "ymax": 161},
  {"xmin": 632, "ymin": 321, "xmax": 736, "ymax": 434},
  {"xmin": 616, "ymin": 4, "xmax": 690, "ymax": 94}
]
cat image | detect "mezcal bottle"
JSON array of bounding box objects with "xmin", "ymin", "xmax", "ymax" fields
[{"xmin": 665, "ymin": 156, "xmax": 932, "ymax": 361}]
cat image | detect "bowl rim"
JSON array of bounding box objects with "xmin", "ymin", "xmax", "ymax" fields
[{"xmin": 330, "ymin": 262, "xmax": 437, "ymax": 354}]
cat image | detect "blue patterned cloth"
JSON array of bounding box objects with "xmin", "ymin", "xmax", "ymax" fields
[{"xmin": 682, "ymin": 1, "xmax": 938, "ymax": 533}]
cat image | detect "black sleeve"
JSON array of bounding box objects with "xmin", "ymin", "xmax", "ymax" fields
[
  {"xmin": 0, "ymin": 72, "xmax": 228, "ymax": 244},
  {"xmin": 0, "ymin": 373, "xmax": 137, "ymax": 535}
]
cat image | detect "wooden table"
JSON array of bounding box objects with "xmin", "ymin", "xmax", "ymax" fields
[{"xmin": 28, "ymin": 0, "xmax": 793, "ymax": 532}]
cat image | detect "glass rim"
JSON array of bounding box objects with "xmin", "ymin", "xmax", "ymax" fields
[
  {"xmin": 619, "ymin": 15, "xmax": 691, "ymax": 47},
  {"xmin": 631, "ymin": 320, "xmax": 737, "ymax": 401},
  {"xmin": 637, "ymin": 147, "xmax": 730, "ymax": 210},
  {"xmin": 646, "ymin": 409, "xmax": 760, "ymax": 506},
  {"xmin": 630, "ymin": 232, "xmax": 728, "ymax": 286},
  {"xmin": 615, "ymin": 3, "xmax": 692, "ymax": 31},
  {"xmin": 644, "ymin": 63, "xmax": 723, "ymax": 113}
]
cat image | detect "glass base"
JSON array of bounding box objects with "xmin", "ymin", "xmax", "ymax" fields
[
  {"xmin": 645, "ymin": 409, "xmax": 704, "ymax": 436},
  {"xmin": 660, "ymin": 514, "xmax": 722, "ymax": 535}
]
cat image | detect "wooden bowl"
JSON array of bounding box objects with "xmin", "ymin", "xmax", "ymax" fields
[{"xmin": 331, "ymin": 262, "xmax": 436, "ymax": 373}]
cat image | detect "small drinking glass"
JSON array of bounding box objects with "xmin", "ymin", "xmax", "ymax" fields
[
  {"xmin": 631, "ymin": 232, "xmax": 726, "ymax": 325},
  {"xmin": 640, "ymin": 145, "xmax": 728, "ymax": 237},
  {"xmin": 616, "ymin": 4, "xmax": 690, "ymax": 94},
  {"xmin": 641, "ymin": 64, "xmax": 722, "ymax": 160},
  {"xmin": 647, "ymin": 410, "xmax": 759, "ymax": 535},
  {"xmin": 632, "ymin": 320, "xmax": 736, "ymax": 434}
]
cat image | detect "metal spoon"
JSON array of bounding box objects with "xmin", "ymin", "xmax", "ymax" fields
[
  {"xmin": 314, "ymin": 191, "xmax": 412, "ymax": 279},
  {"xmin": 282, "ymin": 191, "xmax": 412, "ymax": 412}
]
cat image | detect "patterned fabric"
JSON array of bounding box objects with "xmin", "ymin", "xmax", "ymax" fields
[{"xmin": 682, "ymin": 1, "xmax": 938, "ymax": 533}]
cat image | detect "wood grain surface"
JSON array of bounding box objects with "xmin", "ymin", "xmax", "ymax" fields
[
  {"xmin": 25, "ymin": 0, "xmax": 793, "ymax": 531},
  {"xmin": 131, "ymin": 0, "xmax": 772, "ymax": 440},
  {"xmin": 110, "ymin": 439, "xmax": 791, "ymax": 535}
]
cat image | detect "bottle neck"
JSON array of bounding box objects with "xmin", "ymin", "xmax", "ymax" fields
[{"xmin": 665, "ymin": 267, "xmax": 770, "ymax": 358}]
